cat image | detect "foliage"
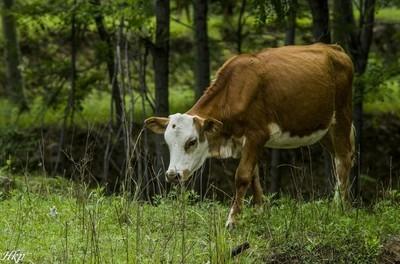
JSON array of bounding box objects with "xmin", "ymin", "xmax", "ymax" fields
[
  {"xmin": 250, "ymin": 0, "xmax": 291, "ymax": 26},
  {"xmin": 357, "ymin": 56, "xmax": 400, "ymax": 112}
]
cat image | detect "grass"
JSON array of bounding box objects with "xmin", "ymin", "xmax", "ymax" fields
[{"xmin": 0, "ymin": 174, "xmax": 399, "ymax": 263}]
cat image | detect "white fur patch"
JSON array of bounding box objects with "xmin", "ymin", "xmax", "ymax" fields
[
  {"xmin": 218, "ymin": 136, "xmax": 245, "ymax": 159},
  {"xmin": 265, "ymin": 123, "xmax": 328, "ymax": 149},
  {"xmin": 225, "ymin": 207, "xmax": 235, "ymax": 227}
]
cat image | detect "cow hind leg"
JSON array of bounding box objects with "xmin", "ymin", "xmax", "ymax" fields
[{"xmin": 320, "ymin": 121, "xmax": 354, "ymax": 204}]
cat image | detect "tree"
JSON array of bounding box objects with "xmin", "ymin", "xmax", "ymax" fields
[
  {"xmin": 92, "ymin": 0, "xmax": 127, "ymax": 191},
  {"xmin": 236, "ymin": 0, "xmax": 247, "ymax": 53},
  {"xmin": 152, "ymin": 0, "xmax": 170, "ymax": 185},
  {"xmin": 332, "ymin": 0, "xmax": 376, "ymax": 199},
  {"xmin": 1, "ymin": 0, "xmax": 27, "ymax": 109},
  {"xmin": 308, "ymin": 0, "xmax": 330, "ymax": 43},
  {"xmin": 269, "ymin": 0, "xmax": 297, "ymax": 194},
  {"xmin": 193, "ymin": 0, "xmax": 210, "ymax": 99},
  {"xmin": 153, "ymin": 0, "xmax": 170, "ymax": 117},
  {"xmin": 308, "ymin": 0, "xmax": 333, "ymax": 193},
  {"xmin": 92, "ymin": 0, "xmax": 124, "ymax": 129}
]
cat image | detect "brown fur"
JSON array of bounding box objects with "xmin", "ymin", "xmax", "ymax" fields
[{"xmin": 187, "ymin": 43, "xmax": 354, "ymax": 226}]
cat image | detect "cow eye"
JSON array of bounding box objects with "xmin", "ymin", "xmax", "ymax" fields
[
  {"xmin": 188, "ymin": 138, "xmax": 197, "ymax": 147},
  {"xmin": 185, "ymin": 138, "xmax": 197, "ymax": 151}
]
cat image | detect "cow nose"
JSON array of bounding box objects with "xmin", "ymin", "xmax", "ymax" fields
[{"xmin": 165, "ymin": 171, "xmax": 180, "ymax": 183}]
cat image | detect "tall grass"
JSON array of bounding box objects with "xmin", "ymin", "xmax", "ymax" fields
[{"xmin": 1, "ymin": 172, "xmax": 400, "ymax": 263}]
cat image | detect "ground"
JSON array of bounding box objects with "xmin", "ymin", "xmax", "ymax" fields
[{"xmin": 0, "ymin": 175, "xmax": 400, "ymax": 263}]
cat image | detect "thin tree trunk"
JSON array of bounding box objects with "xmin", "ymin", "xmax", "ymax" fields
[
  {"xmin": 269, "ymin": 149, "xmax": 280, "ymax": 193},
  {"xmin": 154, "ymin": 0, "xmax": 170, "ymax": 117},
  {"xmin": 269, "ymin": 0, "xmax": 297, "ymax": 194},
  {"xmin": 194, "ymin": 0, "xmax": 210, "ymax": 99},
  {"xmin": 54, "ymin": 0, "xmax": 78, "ymax": 175},
  {"xmin": 92, "ymin": 0, "xmax": 123, "ymax": 128},
  {"xmin": 353, "ymin": 0, "xmax": 376, "ymax": 199},
  {"xmin": 1, "ymin": 0, "xmax": 27, "ymax": 109},
  {"xmin": 308, "ymin": 0, "xmax": 331, "ymax": 43},
  {"xmin": 308, "ymin": 0, "xmax": 333, "ymax": 191},
  {"xmin": 153, "ymin": 0, "xmax": 170, "ymax": 190},
  {"xmin": 285, "ymin": 0, "xmax": 297, "ymax": 45},
  {"xmin": 236, "ymin": 0, "xmax": 247, "ymax": 53},
  {"xmin": 92, "ymin": 0, "xmax": 125, "ymax": 191},
  {"xmin": 332, "ymin": 0, "xmax": 376, "ymax": 200}
]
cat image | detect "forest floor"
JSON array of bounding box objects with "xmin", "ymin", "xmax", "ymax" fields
[{"xmin": 1, "ymin": 175, "xmax": 400, "ymax": 263}]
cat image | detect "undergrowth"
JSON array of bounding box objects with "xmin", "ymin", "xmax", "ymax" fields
[{"xmin": 0, "ymin": 175, "xmax": 399, "ymax": 263}]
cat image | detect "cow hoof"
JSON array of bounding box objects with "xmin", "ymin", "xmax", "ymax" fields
[{"xmin": 225, "ymin": 220, "xmax": 236, "ymax": 230}]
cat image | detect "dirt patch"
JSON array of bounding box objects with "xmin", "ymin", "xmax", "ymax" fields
[{"xmin": 379, "ymin": 236, "xmax": 400, "ymax": 264}]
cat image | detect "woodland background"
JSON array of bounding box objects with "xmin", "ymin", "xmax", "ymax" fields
[
  {"xmin": 0, "ymin": 0, "xmax": 399, "ymax": 201},
  {"xmin": 1, "ymin": 1, "xmax": 400, "ymax": 263}
]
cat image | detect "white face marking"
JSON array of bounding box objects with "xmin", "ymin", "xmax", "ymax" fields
[
  {"xmin": 164, "ymin": 113, "xmax": 209, "ymax": 181},
  {"xmin": 265, "ymin": 123, "xmax": 328, "ymax": 149}
]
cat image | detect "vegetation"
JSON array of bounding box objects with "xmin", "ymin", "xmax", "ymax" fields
[
  {"xmin": 0, "ymin": 0, "xmax": 399, "ymax": 262},
  {"xmin": 1, "ymin": 175, "xmax": 400, "ymax": 263}
]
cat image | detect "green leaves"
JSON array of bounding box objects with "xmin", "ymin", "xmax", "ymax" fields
[{"xmin": 249, "ymin": 0, "xmax": 291, "ymax": 26}]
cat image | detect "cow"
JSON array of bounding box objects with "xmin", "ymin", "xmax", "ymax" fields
[{"xmin": 145, "ymin": 43, "xmax": 355, "ymax": 228}]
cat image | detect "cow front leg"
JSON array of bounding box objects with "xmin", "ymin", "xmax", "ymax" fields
[
  {"xmin": 251, "ymin": 164, "xmax": 263, "ymax": 206},
  {"xmin": 226, "ymin": 140, "xmax": 260, "ymax": 229}
]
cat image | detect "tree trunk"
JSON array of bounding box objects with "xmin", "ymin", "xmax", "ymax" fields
[
  {"xmin": 236, "ymin": 0, "xmax": 247, "ymax": 53},
  {"xmin": 92, "ymin": 0, "xmax": 123, "ymax": 128},
  {"xmin": 154, "ymin": 0, "xmax": 170, "ymax": 117},
  {"xmin": 193, "ymin": 0, "xmax": 210, "ymax": 99},
  {"xmin": 153, "ymin": 0, "xmax": 170, "ymax": 191},
  {"xmin": 308, "ymin": 0, "xmax": 333, "ymax": 190},
  {"xmin": 308, "ymin": 0, "xmax": 331, "ymax": 43},
  {"xmin": 92, "ymin": 0, "xmax": 126, "ymax": 191},
  {"xmin": 1, "ymin": 0, "xmax": 27, "ymax": 109},
  {"xmin": 332, "ymin": 0, "xmax": 376, "ymax": 200},
  {"xmin": 54, "ymin": 1, "xmax": 78, "ymax": 175},
  {"xmin": 269, "ymin": 0, "xmax": 297, "ymax": 194},
  {"xmin": 285, "ymin": 0, "xmax": 297, "ymax": 45}
]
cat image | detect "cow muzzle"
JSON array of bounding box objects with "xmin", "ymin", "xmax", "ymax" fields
[{"xmin": 165, "ymin": 170, "xmax": 180, "ymax": 183}]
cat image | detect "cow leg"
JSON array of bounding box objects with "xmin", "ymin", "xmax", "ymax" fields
[
  {"xmin": 251, "ymin": 164, "xmax": 263, "ymax": 206},
  {"xmin": 226, "ymin": 140, "xmax": 260, "ymax": 229},
  {"xmin": 320, "ymin": 120, "xmax": 354, "ymax": 203}
]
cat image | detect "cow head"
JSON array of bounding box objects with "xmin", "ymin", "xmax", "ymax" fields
[{"xmin": 144, "ymin": 113, "xmax": 222, "ymax": 183}]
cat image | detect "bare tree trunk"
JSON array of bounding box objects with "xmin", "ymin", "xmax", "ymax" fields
[
  {"xmin": 1, "ymin": 0, "xmax": 27, "ymax": 109},
  {"xmin": 285, "ymin": 0, "xmax": 297, "ymax": 45},
  {"xmin": 269, "ymin": 0, "xmax": 297, "ymax": 194},
  {"xmin": 54, "ymin": 0, "xmax": 78, "ymax": 174},
  {"xmin": 153, "ymin": 0, "xmax": 170, "ymax": 189},
  {"xmin": 236, "ymin": 0, "xmax": 247, "ymax": 53},
  {"xmin": 308, "ymin": 0, "xmax": 333, "ymax": 192},
  {"xmin": 193, "ymin": 0, "xmax": 210, "ymax": 99},
  {"xmin": 308, "ymin": 0, "xmax": 331, "ymax": 43},
  {"xmin": 154, "ymin": 0, "xmax": 170, "ymax": 117},
  {"xmin": 332, "ymin": 0, "xmax": 376, "ymax": 200},
  {"xmin": 92, "ymin": 0, "xmax": 123, "ymax": 128},
  {"xmin": 92, "ymin": 0, "xmax": 125, "ymax": 191}
]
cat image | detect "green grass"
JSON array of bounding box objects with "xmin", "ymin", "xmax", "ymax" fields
[{"xmin": 1, "ymin": 174, "xmax": 399, "ymax": 263}]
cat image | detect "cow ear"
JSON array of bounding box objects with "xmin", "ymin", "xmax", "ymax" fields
[
  {"xmin": 203, "ymin": 118, "xmax": 223, "ymax": 136},
  {"xmin": 144, "ymin": 117, "xmax": 169, "ymax": 134},
  {"xmin": 194, "ymin": 116, "xmax": 223, "ymax": 138}
]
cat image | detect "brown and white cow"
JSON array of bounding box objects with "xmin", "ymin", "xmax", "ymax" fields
[{"xmin": 145, "ymin": 43, "xmax": 355, "ymax": 228}]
